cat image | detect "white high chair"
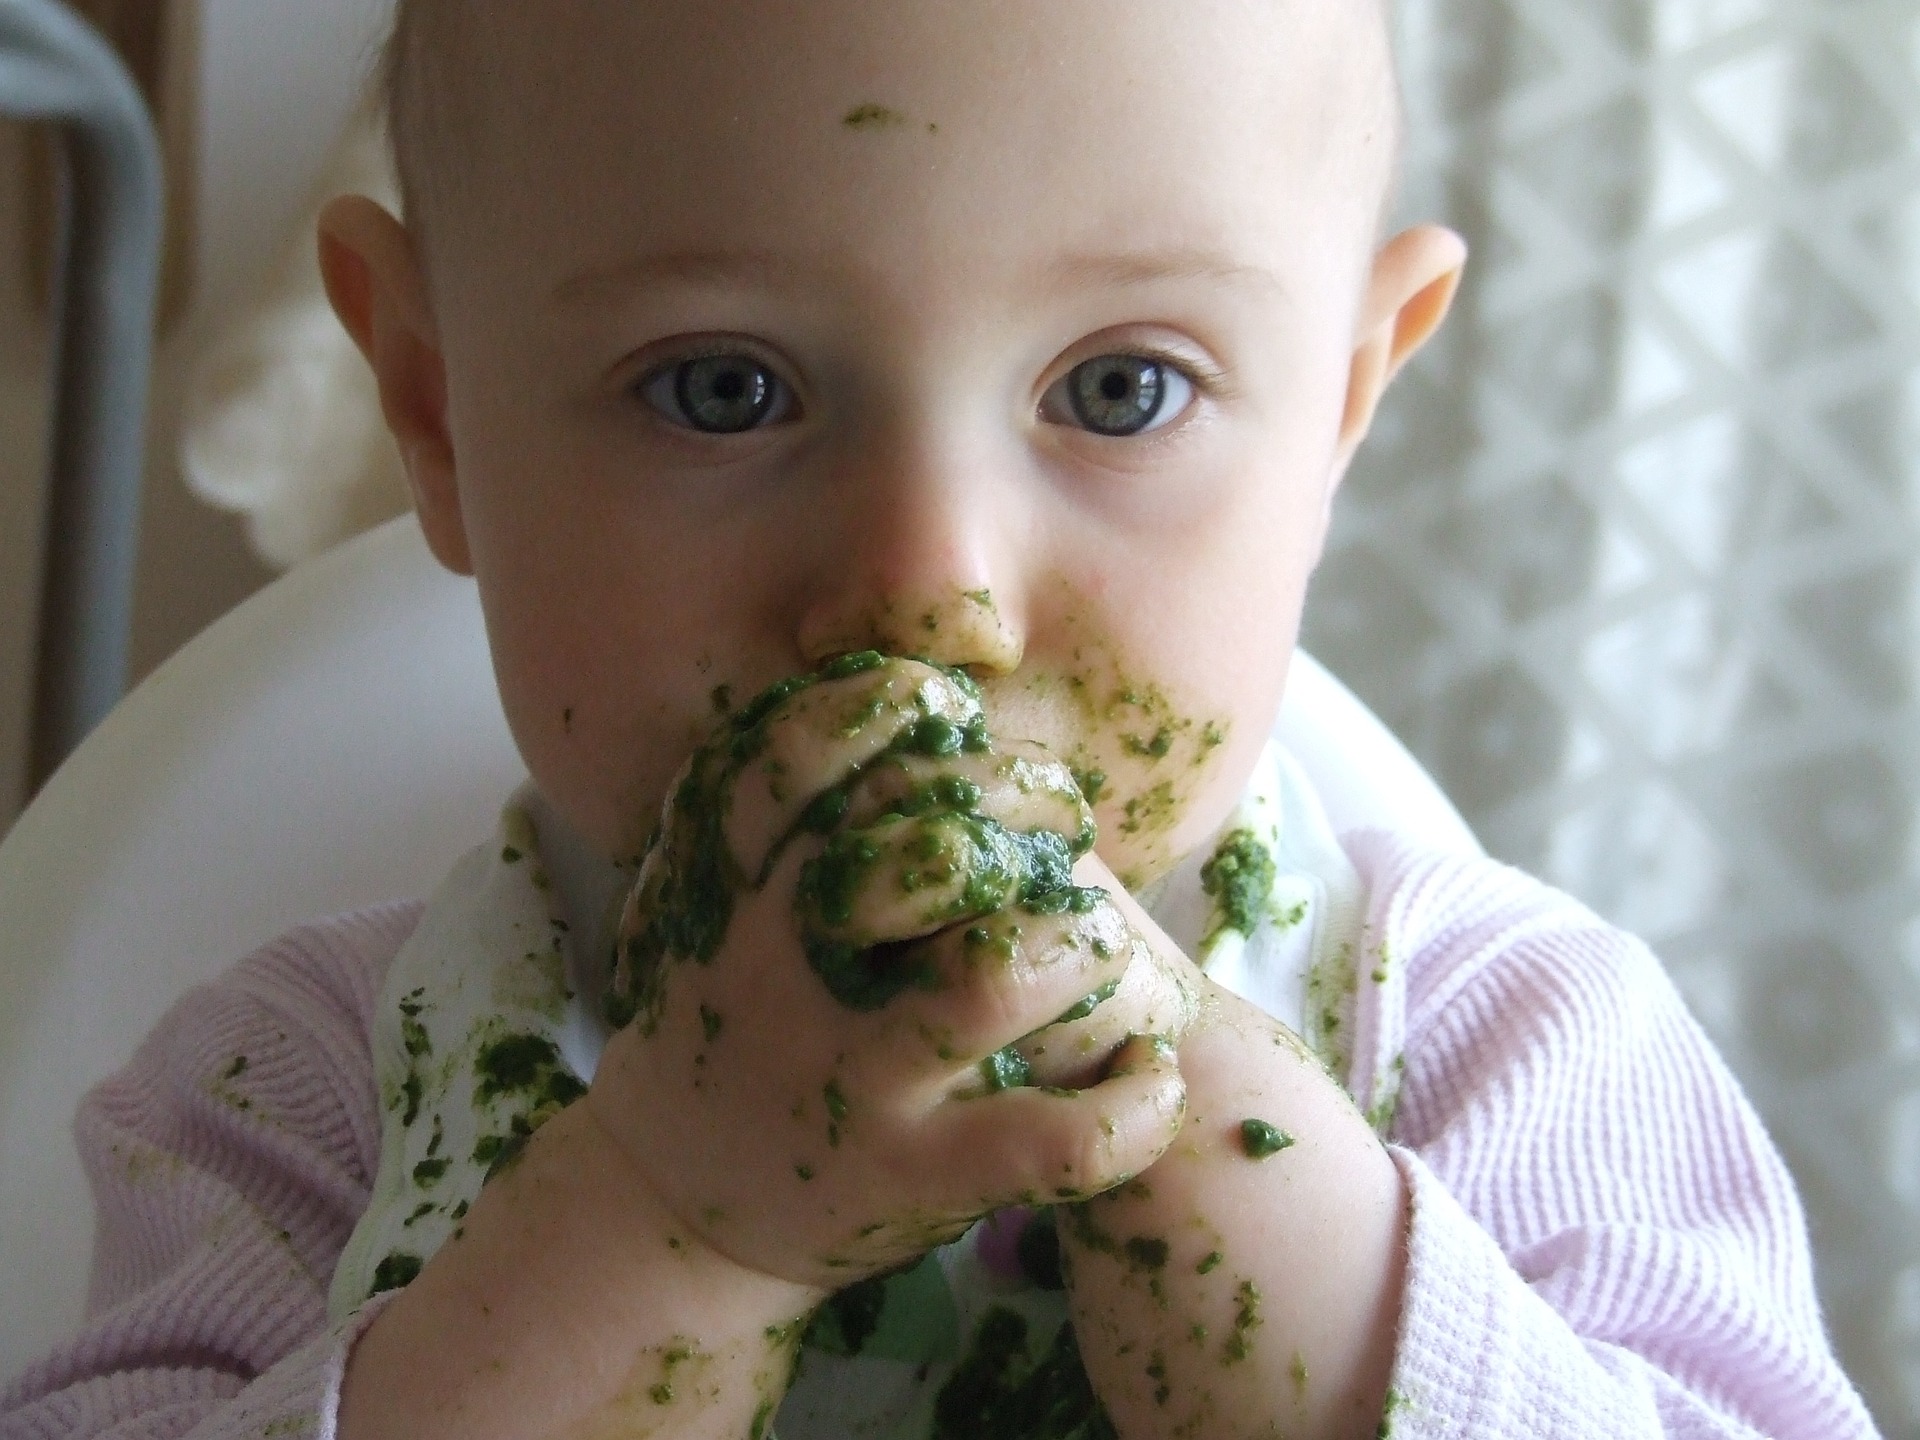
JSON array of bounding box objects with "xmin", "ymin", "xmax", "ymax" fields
[{"xmin": 0, "ymin": 515, "xmax": 1479, "ymax": 1380}]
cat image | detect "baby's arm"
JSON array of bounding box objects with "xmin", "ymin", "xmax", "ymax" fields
[
  {"xmin": 1057, "ymin": 879, "xmax": 1407, "ymax": 1440},
  {"xmin": 1337, "ymin": 833, "xmax": 1879, "ymax": 1439},
  {"xmin": 0, "ymin": 904, "xmax": 422, "ymax": 1440},
  {"xmin": 1070, "ymin": 836, "xmax": 1883, "ymax": 1440},
  {"xmin": 337, "ymin": 1098, "xmax": 818, "ymax": 1440}
]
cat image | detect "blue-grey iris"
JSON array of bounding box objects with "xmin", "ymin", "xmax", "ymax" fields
[
  {"xmin": 675, "ymin": 355, "xmax": 776, "ymax": 433},
  {"xmin": 1068, "ymin": 355, "xmax": 1167, "ymax": 436}
]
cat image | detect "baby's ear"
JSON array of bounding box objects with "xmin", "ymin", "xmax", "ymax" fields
[
  {"xmin": 317, "ymin": 195, "xmax": 471, "ymax": 576},
  {"xmin": 1333, "ymin": 224, "xmax": 1467, "ymax": 476}
]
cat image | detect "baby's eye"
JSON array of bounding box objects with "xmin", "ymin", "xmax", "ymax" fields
[
  {"xmin": 636, "ymin": 353, "xmax": 796, "ymax": 434},
  {"xmin": 1042, "ymin": 354, "xmax": 1194, "ymax": 437}
]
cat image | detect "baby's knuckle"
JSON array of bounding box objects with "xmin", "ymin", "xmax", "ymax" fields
[
  {"xmin": 951, "ymin": 953, "xmax": 1050, "ymax": 1048},
  {"xmin": 800, "ymin": 814, "xmax": 1019, "ymax": 958},
  {"xmin": 722, "ymin": 657, "xmax": 984, "ymax": 872},
  {"xmin": 1048, "ymin": 1109, "xmax": 1127, "ymax": 1201}
]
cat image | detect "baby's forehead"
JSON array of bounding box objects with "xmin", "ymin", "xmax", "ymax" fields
[{"xmin": 387, "ymin": 1, "xmax": 1398, "ymax": 262}]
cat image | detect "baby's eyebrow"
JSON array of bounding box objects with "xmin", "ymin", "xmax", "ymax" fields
[
  {"xmin": 1043, "ymin": 247, "xmax": 1281, "ymax": 298},
  {"xmin": 552, "ymin": 248, "xmax": 817, "ymax": 306},
  {"xmin": 550, "ymin": 244, "xmax": 1279, "ymax": 307}
]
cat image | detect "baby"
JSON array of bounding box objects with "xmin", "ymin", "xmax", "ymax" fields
[{"xmin": 0, "ymin": 3, "xmax": 1881, "ymax": 1440}]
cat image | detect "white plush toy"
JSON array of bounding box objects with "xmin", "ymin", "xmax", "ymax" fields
[{"xmin": 180, "ymin": 102, "xmax": 409, "ymax": 570}]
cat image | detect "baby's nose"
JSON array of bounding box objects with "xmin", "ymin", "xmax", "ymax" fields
[{"xmin": 794, "ymin": 418, "xmax": 1028, "ymax": 674}]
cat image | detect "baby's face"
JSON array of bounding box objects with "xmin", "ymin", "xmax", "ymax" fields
[{"xmin": 399, "ymin": 1, "xmax": 1418, "ymax": 882}]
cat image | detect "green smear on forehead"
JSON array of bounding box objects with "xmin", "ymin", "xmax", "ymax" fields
[{"xmin": 842, "ymin": 101, "xmax": 908, "ymax": 130}]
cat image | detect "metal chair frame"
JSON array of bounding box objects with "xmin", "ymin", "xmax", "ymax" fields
[{"xmin": 0, "ymin": 0, "xmax": 163, "ymax": 791}]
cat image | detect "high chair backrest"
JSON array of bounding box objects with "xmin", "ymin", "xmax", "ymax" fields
[{"xmin": 0, "ymin": 515, "xmax": 1478, "ymax": 1380}]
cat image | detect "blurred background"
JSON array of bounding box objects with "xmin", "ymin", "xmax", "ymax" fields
[
  {"xmin": 0, "ymin": 0, "xmax": 1914, "ymax": 1432},
  {"xmin": 1304, "ymin": 1, "xmax": 1920, "ymax": 1429},
  {"xmin": 0, "ymin": 0, "xmax": 389, "ymax": 828}
]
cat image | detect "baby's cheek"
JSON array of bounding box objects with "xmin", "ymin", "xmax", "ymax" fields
[
  {"xmin": 502, "ymin": 683, "xmax": 704, "ymax": 864},
  {"xmin": 1078, "ymin": 728, "xmax": 1237, "ymax": 888},
  {"xmin": 984, "ymin": 673, "xmax": 1245, "ymax": 889}
]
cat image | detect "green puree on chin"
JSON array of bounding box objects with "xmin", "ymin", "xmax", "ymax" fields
[{"xmin": 605, "ymin": 652, "xmax": 1119, "ymax": 1061}]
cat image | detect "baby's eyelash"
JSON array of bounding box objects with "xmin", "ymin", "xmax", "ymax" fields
[{"xmin": 1126, "ymin": 345, "xmax": 1228, "ymax": 399}]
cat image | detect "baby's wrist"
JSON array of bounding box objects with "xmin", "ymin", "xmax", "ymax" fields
[
  {"xmin": 569, "ymin": 1092, "xmax": 832, "ymax": 1310},
  {"xmin": 1057, "ymin": 1001, "xmax": 1405, "ymax": 1438},
  {"xmin": 343, "ymin": 1101, "xmax": 821, "ymax": 1440}
]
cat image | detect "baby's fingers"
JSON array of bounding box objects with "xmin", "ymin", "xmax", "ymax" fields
[
  {"xmin": 929, "ymin": 1036, "xmax": 1187, "ymax": 1206},
  {"xmin": 806, "ymin": 866, "xmax": 1124, "ymax": 1018},
  {"xmin": 797, "ymin": 811, "xmax": 1076, "ymax": 951},
  {"xmin": 841, "ymin": 742, "xmax": 1092, "ymax": 851},
  {"xmin": 1016, "ymin": 927, "xmax": 1196, "ymax": 1091},
  {"xmin": 725, "ymin": 655, "xmax": 981, "ymax": 876}
]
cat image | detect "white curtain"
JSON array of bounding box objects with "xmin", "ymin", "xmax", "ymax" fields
[{"xmin": 1304, "ymin": 1, "xmax": 1920, "ymax": 1430}]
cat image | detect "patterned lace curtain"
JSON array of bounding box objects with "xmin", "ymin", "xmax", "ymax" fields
[{"xmin": 1302, "ymin": 0, "xmax": 1920, "ymax": 1431}]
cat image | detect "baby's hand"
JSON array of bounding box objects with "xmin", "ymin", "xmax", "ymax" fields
[
  {"xmin": 802, "ymin": 729, "xmax": 1200, "ymax": 1087},
  {"xmin": 585, "ymin": 654, "xmax": 1188, "ymax": 1290}
]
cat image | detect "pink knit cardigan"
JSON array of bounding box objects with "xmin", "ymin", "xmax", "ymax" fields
[{"xmin": 0, "ymin": 832, "xmax": 1882, "ymax": 1439}]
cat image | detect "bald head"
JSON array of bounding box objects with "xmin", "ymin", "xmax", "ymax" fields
[{"xmin": 380, "ymin": 0, "xmax": 1402, "ymax": 259}]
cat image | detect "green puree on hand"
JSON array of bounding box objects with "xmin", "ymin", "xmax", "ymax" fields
[
  {"xmin": 607, "ymin": 651, "xmax": 1114, "ymax": 1038},
  {"xmin": 1238, "ymin": 1118, "xmax": 1294, "ymax": 1159},
  {"xmin": 792, "ymin": 695, "xmax": 1098, "ymax": 1013},
  {"xmin": 605, "ymin": 650, "xmax": 894, "ymax": 1030}
]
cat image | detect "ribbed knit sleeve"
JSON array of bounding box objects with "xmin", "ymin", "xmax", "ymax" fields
[
  {"xmin": 1342, "ymin": 831, "xmax": 1879, "ymax": 1439},
  {"xmin": 5, "ymin": 845, "xmax": 1883, "ymax": 1439},
  {"xmin": 0, "ymin": 903, "xmax": 421, "ymax": 1440}
]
